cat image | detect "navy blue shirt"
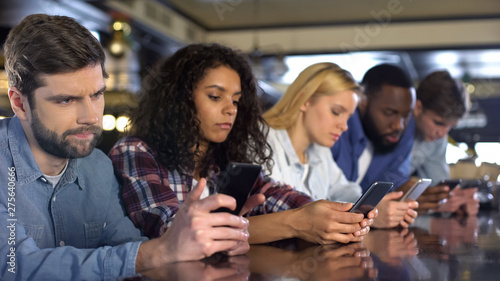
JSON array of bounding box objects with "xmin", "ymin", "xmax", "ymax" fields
[{"xmin": 331, "ymin": 110, "xmax": 415, "ymax": 192}]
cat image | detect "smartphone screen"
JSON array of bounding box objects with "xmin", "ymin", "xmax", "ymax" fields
[
  {"xmin": 400, "ymin": 178, "xmax": 432, "ymax": 201},
  {"xmin": 212, "ymin": 162, "xmax": 262, "ymax": 215},
  {"xmin": 349, "ymin": 181, "xmax": 393, "ymax": 216}
]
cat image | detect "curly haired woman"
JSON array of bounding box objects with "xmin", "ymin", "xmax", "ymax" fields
[{"xmin": 109, "ymin": 44, "xmax": 376, "ymax": 249}]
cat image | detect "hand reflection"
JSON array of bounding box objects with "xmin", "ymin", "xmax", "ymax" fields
[
  {"xmin": 363, "ymin": 228, "xmax": 419, "ymax": 259},
  {"xmin": 139, "ymin": 254, "xmax": 250, "ymax": 281},
  {"xmin": 247, "ymin": 241, "xmax": 377, "ymax": 280},
  {"xmin": 429, "ymin": 215, "xmax": 479, "ymax": 251}
]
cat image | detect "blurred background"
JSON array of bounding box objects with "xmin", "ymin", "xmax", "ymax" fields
[{"xmin": 0, "ymin": 0, "xmax": 499, "ymax": 183}]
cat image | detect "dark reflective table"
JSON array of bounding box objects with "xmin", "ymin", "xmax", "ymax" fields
[{"xmin": 126, "ymin": 210, "xmax": 500, "ymax": 281}]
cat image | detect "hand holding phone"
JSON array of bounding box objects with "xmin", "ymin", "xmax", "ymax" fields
[
  {"xmin": 436, "ymin": 179, "xmax": 462, "ymax": 190},
  {"xmin": 349, "ymin": 181, "xmax": 393, "ymax": 216},
  {"xmin": 212, "ymin": 162, "xmax": 262, "ymax": 215},
  {"xmin": 400, "ymin": 178, "xmax": 432, "ymax": 201}
]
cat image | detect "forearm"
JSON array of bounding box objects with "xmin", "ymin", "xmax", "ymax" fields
[
  {"xmin": 247, "ymin": 210, "xmax": 297, "ymax": 244},
  {"xmin": 2, "ymin": 239, "xmax": 141, "ymax": 281}
]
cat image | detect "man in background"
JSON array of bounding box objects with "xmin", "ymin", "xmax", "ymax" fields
[
  {"xmin": 331, "ymin": 64, "xmax": 419, "ymax": 228},
  {"xmin": 409, "ymin": 70, "xmax": 478, "ymax": 215},
  {"xmin": 332, "ymin": 63, "xmax": 416, "ymax": 191}
]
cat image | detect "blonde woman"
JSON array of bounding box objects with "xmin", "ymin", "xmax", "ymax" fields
[{"xmin": 263, "ymin": 63, "xmax": 418, "ymax": 228}]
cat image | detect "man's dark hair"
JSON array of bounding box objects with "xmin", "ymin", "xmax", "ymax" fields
[
  {"xmin": 417, "ymin": 70, "xmax": 469, "ymax": 120},
  {"xmin": 3, "ymin": 14, "xmax": 108, "ymax": 109},
  {"xmin": 361, "ymin": 64, "xmax": 413, "ymax": 98},
  {"xmin": 128, "ymin": 43, "xmax": 272, "ymax": 178}
]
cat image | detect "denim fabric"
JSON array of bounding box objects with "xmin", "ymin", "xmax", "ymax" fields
[
  {"xmin": 410, "ymin": 136, "xmax": 449, "ymax": 185},
  {"xmin": 331, "ymin": 110, "xmax": 414, "ymax": 192},
  {"xmin": 0, "ymin": 117, "xmax": 146, "ymax": 281}
]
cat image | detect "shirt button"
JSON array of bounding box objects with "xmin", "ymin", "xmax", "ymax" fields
[
  {"xmin": 52, "ymin": 196, "xmax": 56, "ymax": 202},
  {"xmin": 59, "ymin": 241, "xmax": 65, "ymax": 247},
  {"xmin": 41, "ymin": 177, "xmax": 48, "ymax": 183}
]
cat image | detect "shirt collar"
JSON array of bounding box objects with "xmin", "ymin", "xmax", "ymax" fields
[
  {"xmin": 8, "ymin": 116, "xmax": 83, "ymax": 188},
  {"xmin": 350, "ymin": 109, "xmax": 368, "ymax": 146},
  {"xmin": 274, "ymin": 128, "xmax": 322, "ymax": 166}
]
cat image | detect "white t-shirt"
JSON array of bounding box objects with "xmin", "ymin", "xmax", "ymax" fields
[{"xmin": 356, "ymin": 141, "xmax": 374, "ymax": 184}]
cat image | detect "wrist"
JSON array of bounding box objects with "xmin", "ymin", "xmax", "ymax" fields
[
  {"xmin": 136, "ymin": 238, "xmax": 172, "ymax": 273},
  {"xmin": 284, "ymin": 208, "xmax": 300, "ymax": 239}
]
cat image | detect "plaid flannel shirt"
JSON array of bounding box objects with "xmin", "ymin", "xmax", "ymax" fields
[{"xmin": 109, "ymin": 136, "xmax": 313, "ymax": 239}]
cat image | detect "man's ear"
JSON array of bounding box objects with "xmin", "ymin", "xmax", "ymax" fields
[
  {"xmin": 413, "ymin": 99, "xmax": 423, "ymax": 117},
  {"xmin": 357, "ymin": 97, "xmax": 368, "ymax": 117},
  {"xmin": 9, "ymin": 87, "xmax": 31, "ymax": 121}
]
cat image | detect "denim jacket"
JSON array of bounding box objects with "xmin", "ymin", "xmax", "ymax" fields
[{"xmin": 0, "ymin": 117, "xmax": 146, "ymax": 281}]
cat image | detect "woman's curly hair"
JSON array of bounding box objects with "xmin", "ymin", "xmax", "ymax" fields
[{"xmin": 128, "ymin": 43, "xmax": 273, "ymax": 177}]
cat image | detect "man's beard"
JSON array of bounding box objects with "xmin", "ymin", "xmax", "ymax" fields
[
  {"xmin": 361, "ymin": 110, "xmax": 399, "ymax": 154},
  {"xmin": 31, "ymin": 111, "xmax": 102, "ymax": 159}
]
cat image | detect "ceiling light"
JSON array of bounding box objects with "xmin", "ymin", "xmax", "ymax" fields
[
  {"xmin": 103, "ymin": 114, "xmax": 116, "ymax": 131},
  {"xmin": 116, "ymin": 116, "xmax": 130, "ymax": 132}
]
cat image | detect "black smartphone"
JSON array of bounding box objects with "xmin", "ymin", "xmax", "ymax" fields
[
  {"xmin": 212, "ymin": 162, "xmax": 262, "ymax": 215},
  {"xmin": 459, "ymin": 179, "xmax": 481, "ymax": 189},
  {"xmin": 436, "ymin": 179, "xmax": 462, "ymax": 190},
  {"xmin": 349, "ymin": 181, "xmax": 393, "ymax": 216},
  {"xmin": 400, "ymin": 178, "xmax": 432, "ymax": 201}
]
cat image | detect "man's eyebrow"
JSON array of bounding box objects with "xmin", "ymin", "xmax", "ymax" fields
[
  {"xmin": 45, "ymin": 94, "xmax": 81, "ymax": 101},
  {"xmin": 94, "ymin": 85, "xmax": 107, "ymax": 95},
  {"xmin": 383, "ymin": 106, "xmax": 398, "ymax": 112},
  {"xmin": 45, "ymin": 86, "xmax": 107, "ymax": 101}
]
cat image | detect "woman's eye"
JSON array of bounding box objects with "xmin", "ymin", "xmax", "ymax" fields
[{"xmin": 208, "ymin": 95, "xmax": 220, "ymax": 101}]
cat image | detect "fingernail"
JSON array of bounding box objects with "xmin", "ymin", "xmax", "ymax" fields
[{"xmin": 356, "ymin": 251, "xmax": 368, "ymax": 257}]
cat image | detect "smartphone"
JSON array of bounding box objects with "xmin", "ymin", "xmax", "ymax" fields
[
  {"xmin": 349, "ymin": 181, "xmax": 393, "ymax": 216},
  {"xmin": 436, "ymin": 179, "xmax": 462, "ymax": 190},
  {"xmin": 400, "ymin": 178, "xmax": 432, "ymax": 201},
  {"xmin": 212, "ymin": 162, "xmax": 262, "ymax": 215}
]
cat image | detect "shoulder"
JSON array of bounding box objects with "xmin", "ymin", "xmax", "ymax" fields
[
  {"xmin": 266, "ymin": 127, "xmax": 287, "ymax": 149},
  {"xmin": 266, "ymin": 127, "xmax": 281, "ymax": 141},
  {"xmin": 109, "ymin": 136, "xmax": 154, "ymax": 157},
  {"xmin": 0, "ymin": 118, "xmax": 9, "ymax": 133},
  {"xmin": 0, "ymin": 118, "xmax": 9, "ymax": 150}
]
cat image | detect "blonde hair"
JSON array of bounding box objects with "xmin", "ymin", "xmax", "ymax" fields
[{"xmin": 263, "ymin": 62, "xmax": 361, "ymax": 129}]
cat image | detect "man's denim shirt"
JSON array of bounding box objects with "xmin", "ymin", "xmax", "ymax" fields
[
  {"xmin": 331, "ymin": 110, "xmax": 414, "ymax": 192},
  {"xmin": 0, "ymin": 117, "xmax": 147, "ymax": 281}
]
